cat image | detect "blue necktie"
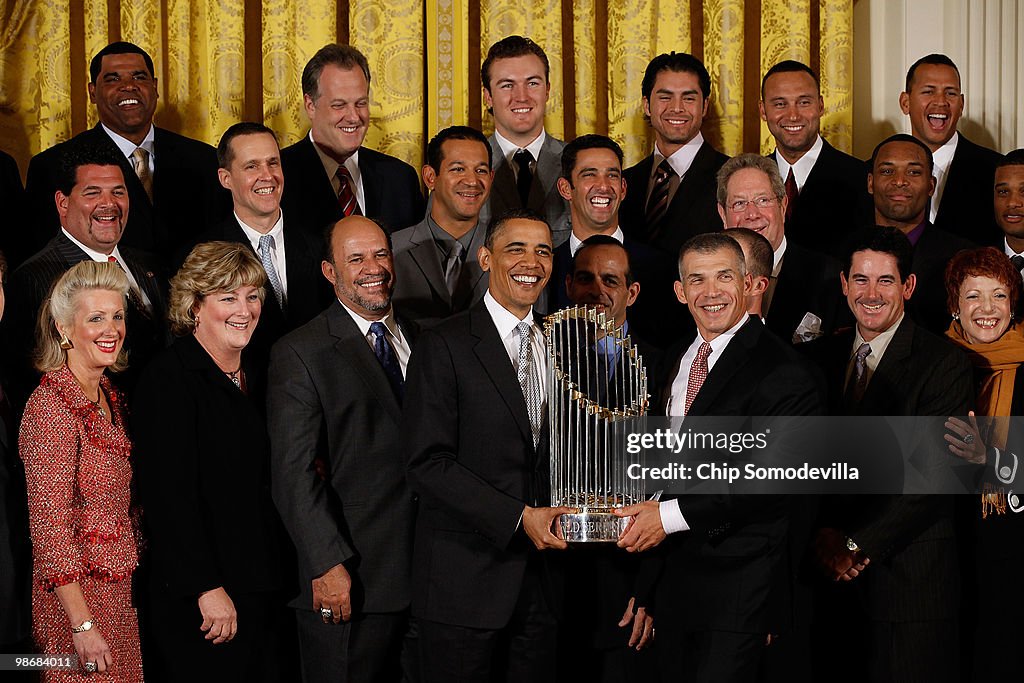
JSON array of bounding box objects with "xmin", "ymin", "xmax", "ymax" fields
[
  {"xmin": 258, "ymin": 234, "xmax": 286, "ymax": 310},
  {"xmin": 369, "ymin": 321, "xmax": 404, "ymax": 401}
]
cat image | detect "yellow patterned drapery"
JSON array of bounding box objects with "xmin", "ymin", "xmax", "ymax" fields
[{"xmin": 0, "ymin": 1, "xmax": 853, "ymax": 176}]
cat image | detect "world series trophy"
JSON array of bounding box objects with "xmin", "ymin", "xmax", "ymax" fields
[{"xmin": 546, "ymin": 305, "xmax": 649, "ymax": 542}]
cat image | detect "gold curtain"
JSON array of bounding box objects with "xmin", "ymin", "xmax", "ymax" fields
[{"xmin": 0, "ymin": 1, "xmax": 852, "ymax": 177}]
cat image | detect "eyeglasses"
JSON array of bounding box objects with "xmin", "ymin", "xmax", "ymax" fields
[{"xmin": 727, "ymin": 196, "xmax": 778, "ymax": 213}]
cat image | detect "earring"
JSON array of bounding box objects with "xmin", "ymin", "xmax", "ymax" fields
[
  {"xmin": 952, "ymin": 312, "xmax": 960, "ymax": 321},
  {"xmin": 59, "ymin": 334, "xmax": 73, "ymax": 350}
]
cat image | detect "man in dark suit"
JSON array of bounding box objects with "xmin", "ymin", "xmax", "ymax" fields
[
  {"xmin": 995, "ymin": 150, "xmax": 1024, "ymax": 274},
  {"xmin": 6, "ymin": 144, "xmax": 166, "ymax": 405},
  {"xmin": 24, "ymin": 41, "xmax": 226, "ymax": 260},
  {"xmin": 616, "ymin": 232, "xmax": 823, "ymax": 682},
  {"xmin": 0, "ymin": 151, "xmax": 29, "ymax": 269},
  {"xmin": 548, "ymin": 134, "xmax": 688, "ymax": 348},
  {"xmin": 868, "ymin": 134, "xmax": 972, "ymax": 334},
  {"xmin": 280, "ymin": 44, "xmax": 424, "ymax": 235},
  {"xmin": 392, "ymin": 126, "xmax": 493, "ymax": 327},
  {"xmin": 620, "ymin": 52, "xmax": 728, "ymax": 258},
  {"xmin": 807, "ymin": 227, "xmax": 971, "ymax": 683},
  {"xmin": 191, "ymin": 122, "xmax": 332, "ymax": 370},
  {"xmin": 760, "ymin": 60, "xmax": 871, "ymax": 258},
  {"xmin": 480, "ymin": 36, "xmax": 570, "ymax": 246},
  {"xmin": 268, "ymin": 215, "xmax": 416, "ymax": 683},
  {"xmin": 900, "ymin": 53, "xmax": 1002, "ymax": 246},
  {"xmin": 404, "ymin": 209, "xmax": 573, "ymax": 682},
  {"xmin": 719, "ymin": 153, "xmax": 845, "ymax": 345}
]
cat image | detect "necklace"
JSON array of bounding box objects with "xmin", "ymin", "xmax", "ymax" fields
[
  {"xmin": 88, "ymin": 391, "xmax": 107, "ymax": 419},
  {"xmin": 225, "ymin": 368, "xmax": 243, "ymax": 389}
]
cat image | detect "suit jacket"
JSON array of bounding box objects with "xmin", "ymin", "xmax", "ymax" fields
[
  {"xmin": 280, "ymin": 136, "xmax": 425, "ymax": 235},
  {"xmin": 404, "ymin": 300, "xmax": 560, "ymax": 629},
  {"xmin": 391, "ymin": 216, "xmax": 489, "ymax": 328},
  {"xmin": 483, "ymin": 133, "xmax": 570, "ymax": 246},
  {"xmin": 766, "ymin": 241, "xmax": 847, "ymax": 344},
  {"xmin": 806, "ymin": 317, "xmax": 972, "ymax": 622},
  {"xmin": 546, "ymin": 234, "xmax": 693, "ymax": 350},
  {"xmin": 0, "ymin": 149, "xmax": 29, "ymax": 268},
  {"xmin": 621, "ymin": 141, "xmax": 729, "ymax": 257},
  {"xmin": 3, "ymin": 233, "xmax": 168, "ymax": 406},
  {"xmin": 0, "ymin": 381, "xmax": 31, "ymax": 645},
  {"xmin": 267, "ymin": 301, "xmax": 416, "ymax": 613},
  {"xmin": 908, "ymin": 223, "xmax": 973, "ymax": 335},
  {"xmin": 132, "ymin": 335, "xmax": 285, "ymax": 598},
  {"xmin": 24, "ymin": 124, "xmax": 227, "ymax": 259},
  {"xmin": 775, "ymin": 139, "xmax": 873, "ymax": 259},
  {"xmin": 654, "ymin": 318, "xmax": 825, "ymax": 633},
  {"xmin": 933, "ymin": 134, "xmax": 1003, "ymax": 247},
  {"xmin": 187, "ymin": 216, "xmax": 333, "ymax": 371}
]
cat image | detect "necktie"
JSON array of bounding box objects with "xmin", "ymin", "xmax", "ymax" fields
[
  {"xmin": 516, "ymin": 321, "xmax": 543, "ymax": 447},
  {"xmin": 336, "ymin": 165, "xmax": 361, "ymax": 217},
  {"xmin": 683, "ymin": 341, "xmax": 712, "ymax": 416},
  {"xmin": 645, "ymin": 159, "xmax": 673, "ymax": 228},
  {"xmin": 258, "ymin": 234, "xmax": 286, "ymax": 310},
  {"xmin": 1011, "ymin": 255, "xmax": 1024, "ymax": 274},
  {"xmin": 784, "ymin": 168, "xmax": 798, "ymax": 222},
  {"xmin": 444, "ymin": 241, "xmax": 464, "ymax": 298},
  {"xmin": 131, "ymin": 147, "xmax": 153, "ymax": 202},
  {"xmin": 513, "ymin": 149, "xmax": 534, "ymax": 207},
  {"xmin": 369, "ymin": 321, "xmax": 404, "ymax": 401},
  {"xmin": 845, "ymin": 342, "xmax": 872, "ymax": 405},
  {"xmin": 107, "ymin": 255, "xmax": 151, "ymax": 318}
]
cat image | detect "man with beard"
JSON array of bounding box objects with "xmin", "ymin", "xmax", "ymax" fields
[{"xmin": 268, "ymin": 215, "xmax": 417, "ymax": 683}]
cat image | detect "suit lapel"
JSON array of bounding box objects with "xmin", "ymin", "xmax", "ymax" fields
[
  {"xmin": 406, "ymin": 220, "xmax": 452, "ymax": 305},
  {"xmin": 489, "ymin": 136, "xmax": 521, "ymax": 211},
  {"xmin": 54, "ymin": 233, "xmax": 92, "ymax": 267},
  {"xmin": 326, "ymin": 302, "xmax": 402, "ymax": 422},
  {"xmin": 531, "ymin": 136, "xmax": 561, "ymax": 207},
  {"xmin": 358, "ymin": 147, "xmax": 382, "ymax": 216},
  {"xmin": 470, "ymin": 303, "xmax": 534, "ymax": 444},
  {"xmin": 859, "ymin": 317, "xmax": 913, "ymax": 412},
  {"xmin": 687, "ymin": 317, "xmax": 759, "ymax": 416}
]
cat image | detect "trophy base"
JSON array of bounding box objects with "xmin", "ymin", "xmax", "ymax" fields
[{"xmin": 559, "ymin": 509, "xmax": 628, "ymax": 543}]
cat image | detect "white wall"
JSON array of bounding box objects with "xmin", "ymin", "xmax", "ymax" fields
[{"xmin": 852, "ymin": 0, "xmax": 1023, "ymax": 159}]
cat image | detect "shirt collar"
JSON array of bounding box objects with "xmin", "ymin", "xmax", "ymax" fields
[
  {"xmin": 931, "ymin": 132, "xmax": 959, "ymax": 176},
  {"xmin": 337, "ymin": 298, "xmax": 401, "ymax": 341},
  {"xmin": 484, "ymin": 290, "xmax": 535, "ymax": 340},
  {"xmin": 775, "ymin": 135, "xmax": 823, "ymax": 189},
  {"xmin": 101, "ymin": 123, "xmax": 155, "ymax": 159},
  {"xmin": 309, "ymin": 130, "xmax": 361, "ymax": 185},
  {"xmin": 568, "ymin": 227, "xmax": 624, "ymax": 255},
  {"xmin": 1004, "ymin": 238, "xmax": 1024, "ymax": 259},
  {"xmin": 854, "ymin": 312, "xmax": 904, "ymax": 362},
  {"xmin": 61, "ymin": 228, "xmax": 124, "ymax": 263},
  {"xmin": 655, "ymin": 132, "xmax": 704, "ymax": 178},
  {"xmin": 772, "ymin": 235, "xmax": 788, "ymax": 275},
  {"xmin": 234, "ymin": 210, "xmax": 285, "ymax": 251},
  {"xmin": 698, "ymin": 311, "xmax": 749, "ymax": 349},
  {"xmin": 493, "ymin": 128, "xmax": 547, "ymax": 163}
]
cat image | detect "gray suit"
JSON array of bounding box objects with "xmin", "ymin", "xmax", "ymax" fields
[
  {"xmin": 267, "ymin": 301, "xmax": 416, "ymax": 682},
  {"xmin": 483, "ymin": 133, "xmax": 570, "ymax": 246},
  {"xmin": 391, "ymin": 217, "xmax": 490, "ymax": 327}
]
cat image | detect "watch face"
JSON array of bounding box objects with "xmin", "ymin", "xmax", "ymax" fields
[{"xmin": 845, "ymin": 538, "xmax": 858, "ymax": 551}]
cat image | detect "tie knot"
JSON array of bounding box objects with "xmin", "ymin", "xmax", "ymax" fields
[
  {"xmin": 516, "ymin": 321, "xmax": 532, "ymax": 341},
  {"xmin": 370, "ymin": 321, "xmax": 388, "ymax": 339},
  {"xmin": 655, "ymin": 159, "xmax": 673, "ymax": 181},
  {"xmin": 450, "ymin": 240, "xmax": 464, "ymax": 259},
  {"xmin": 1012, "ymin": 255, "xmax": 1024, "ymax": 272},
  {"xmin": 855, "ymin": 342, "xmax": 872, "ymax": 362},
  {"xmin": 513, "ymin": 149, "xmax": 533, "ymax": 170},
  {"xmin": 696, "ymin": 341, "xmax": 712, "ymax": 360},
  {"xmin": 132, "ymin": 147, "xmax": 149, "ymax": 163},
  {"xmin": 259, "ymin": 234, "xmax": 276, "ymax": 252},
  {"xmin": 107, "ymin": 255, "xmax": 118, "ymax": 264},
  {"xmin": 336, "ymin": 165, "xmax": 353, "ymax": 183}
]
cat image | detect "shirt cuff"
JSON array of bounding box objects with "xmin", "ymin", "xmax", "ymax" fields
[{"xmin": 659, "ymin": 499, "xmax": 690, "ymax": 535}]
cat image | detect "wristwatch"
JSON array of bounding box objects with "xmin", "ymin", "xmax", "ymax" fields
[
  {"xmin": 845, "ymin": 537, "xmax": 860, "ymax": 553},
  {"xmin": 71, "ymin": 619, "xmax": 95, "ymax": 633}
]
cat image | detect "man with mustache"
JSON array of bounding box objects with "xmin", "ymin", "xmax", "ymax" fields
[
  {"xmin": 868, "ymin": 134, "xmax": 971, "ymax": 334},
  {"xmin": 391, "ymin": 126, "xmax": 494, "ymax": 327},
  {"xmin": 25, "ymin": 41, "xmax": 226, "ymax": 261},
  {"xmin": 268, "ymin": 215, "xmax": 417, "ymax": 683},
  {"xmin": 900, "ymin": 54, "xmax": 1002, "ymax": 247},
  {"xmin": 6, "ymin": 144, "xmax": 167, "ymax": 405}
]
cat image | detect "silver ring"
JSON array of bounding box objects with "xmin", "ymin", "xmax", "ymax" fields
[
  {"xmin": 84, "ymin": 662, "xmax": 98, "ymax": 673},
  {"xmin": 320, "ymin": 607, "xmax": 333, "ymax": 619},
  {"xmin": 963, "ymin": 433, "xmax": 975, "ymax": 445}
]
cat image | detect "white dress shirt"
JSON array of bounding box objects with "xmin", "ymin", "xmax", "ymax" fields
[
  {"xmin": 929, "ymin": 132, "xmax": 959, "ymax": 224},
  {"xmin": 236, "ymin": 210, "xmax": 289, "ymax": 297},
  {"xmin": 568, "ymin": 227, "xmax": 624, "ymax": 256},
  {"xmin": 102, "ymin": 123, "xmax": 156, "ymax": 173},
  {"xmin": 494, "ymin": 128, "xmax": 548, "ymax": 184},
  {"xmin": 338, "ymin": 301, "xmax": 411, "ymax": 375},
  {"xmin": 774, "ymin": 134, "xmax": 823, "ymax": 192},
  {"xmin": 483, "ymin": 290, "xmax": 547, "ymax": 396},
  {"xmin": 61, "ymin": 228, "xmax": 153, "ymax": 310}
]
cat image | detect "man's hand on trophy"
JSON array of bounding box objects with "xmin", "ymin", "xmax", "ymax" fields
[
  {"xmin": 522, "ymin": 505, "xmax": 575, "ymax": 550},
  {"xmin": 614, "ymin": 501, "xmax": 666, "ymax": 552},
  {"xmin": 618, "ymin": 596, "xmax": 654, "ymax": 650}
]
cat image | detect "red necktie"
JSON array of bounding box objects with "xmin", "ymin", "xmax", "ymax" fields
[
  {"xmin": 784, "ymin": 168, "xmax": 798, "ymax": 222},
  {"xmin": 684, "ymin": 342, "xmax": 712, "ymax": 416},
  {"xmin": 336, "ymin": 165, "xmax": 361, "ymax": 217}
]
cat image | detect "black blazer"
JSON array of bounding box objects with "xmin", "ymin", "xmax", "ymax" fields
[
  {"xmin": 775, "ymin": 139, "xmax": 873, "ymax": 259},
  {"xmin": 404, "ymin": 300, "xmax": 560, "ymax": 630},
  {"xmin": 654, "ymin": 318, "xmax": 824, "ymax": 633},
  {"xmin": 767, "ymin": 241, "xmax": 847, "ymax": 344},
  {"xmin": 0, "ymin": 149, "xmax": 28, "ymax": 268},
  {"xmin": 132, "ymin": 335, "xmax": 285, "ymax": 598},
  {"xmin": 3, "ymin": 233, "xmax": 168, "ymax": 406},
  {"xmin": 186, "ymin": 217, "xmax": 333, "ymax": 371},
  {"xmin": 908, "ymin": 224, "xmax": 973, "ymax": 335},
  {"xmin": 24, "ymin": 124, "xmax": 228, "ymax": 259},
  {"xmin": 280, "ymin": 136, "xmax": 425, "ymax": 235},
  {"xmin": 621, "ymin": 141, "xmax": 729, "ymax": 257},
  {"xmin": 805, "ymin": 317, "xmax": 972, "ymax": 622},
  {"xmin": 933, "ymin": 134, "xmax": 1003, "ymax": 247},
  {"xmin": 266, "ymin": 301, "xmax": 417, "ymax": 613}
]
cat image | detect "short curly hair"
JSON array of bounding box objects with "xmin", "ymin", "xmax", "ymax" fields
[
  {"xmin": 944, "ymin": 247, "xmax": 1022, "ymax": 318},
  {"xmin": 168, "ymin": 241, "xmax": 267, "ymax": 336}
]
